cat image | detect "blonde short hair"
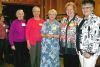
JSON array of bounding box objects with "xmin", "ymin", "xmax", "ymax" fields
[
  {"xmin": 32, "ymin": 6, "xmax": 40, "ymax": 12},
  {"xmin": 48, "ymin": 9, "xmax": 57, "ymax": 15},
  {"xmin": 65, "ymin": 2, "xmax": 77, "ymax": 13}
]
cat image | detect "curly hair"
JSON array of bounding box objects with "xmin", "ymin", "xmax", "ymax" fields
[{"xmin": 65, "ymin": 2, "xmax": 77, "ymax": 14}]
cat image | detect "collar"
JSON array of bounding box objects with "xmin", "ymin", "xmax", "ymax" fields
[
  {"xmin": 84, "ymin": 13, "xmax": 96, "ymax": 20},
  {"xmin": 46, "ymin": 19, "xmax": 58, "ymax": 24}
]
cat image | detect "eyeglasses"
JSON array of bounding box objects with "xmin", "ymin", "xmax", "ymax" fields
[
  {"xmin": 49, "ymin": 14, "xmax": 56, "ymax": 16},
  {"xmin": 82, "ymin": 6, "xmax": 92, "ymax": 9},
  {"xmin": 33, "ymin": 11, "xmax": 40, "ymax": 12}
]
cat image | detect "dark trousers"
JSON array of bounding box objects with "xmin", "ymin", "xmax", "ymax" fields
[
  {"xmin": 29, "ymin": 41, "xmax": 41, "ymax": 67},
  {"xmin": 64, "ymin": 54, "xmax": 80, "ymax": 67},
  {"xmin": 13, "ymin": 41, "xmax": 30, "ymax": 67},
  {"xmin": 0, "ymin": 39, "xmax": 8, "ymax": 64}
]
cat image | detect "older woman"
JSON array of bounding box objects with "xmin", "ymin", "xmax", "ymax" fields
[
  {"xmin": 9, "ymin": 9, "xmax": 29, "ymax": 67},
  {"xmin": 77, "ymin": 0, "xmax": 100, "ymax": 67},
  {"xmin": 40, "ymin": 9, "xmax": 60, "ymax": 67},
  {"xmin": 26, "ymin": 6, "xmax": 44, "ymax": 67},
  {"xmin": 0, "ymin": 14, "xmax": 8, "ymax": 64},
  {"xmin": 60, "ymin": 2, "xmax": 82, "ymax": 67}
]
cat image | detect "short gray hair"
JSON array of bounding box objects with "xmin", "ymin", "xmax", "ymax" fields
[{"xmin": 32, "ymin": 6, "xmax": 40, "ymax": 12}]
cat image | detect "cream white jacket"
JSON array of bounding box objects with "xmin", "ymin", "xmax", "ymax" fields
[{"xmin": 80, "ymin": 13, "xmax": 100, "ymax": 55}]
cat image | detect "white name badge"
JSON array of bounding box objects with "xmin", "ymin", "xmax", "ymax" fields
[
  {"xmin": 39, "ymin": 23, "xmax": 43, "ymax": 26},
  {"xmin": 22, "ymin": 23, "xmax": 26, "ymax": 26}
]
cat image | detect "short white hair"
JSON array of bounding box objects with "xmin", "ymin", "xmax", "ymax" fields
[
  {"xmin": 32, "ymin": 6, "xmax": 40, "ymax": 12},
  {"xmin": 16, "ymin": 9, "xmax": 24, "ymax": 16},
  {"xmin": 48, "ymin": 9, "xmax": 57, "ymax": 15}
]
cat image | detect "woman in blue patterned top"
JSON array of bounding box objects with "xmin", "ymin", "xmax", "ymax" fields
[{"xmin": 40, "ymin": 9, "xmax": 60, "ymax": 67}]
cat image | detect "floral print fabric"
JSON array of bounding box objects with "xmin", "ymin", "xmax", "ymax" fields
[{"xmin": 40, "ymin": 19, "xmax": 60, "ymax": 67}]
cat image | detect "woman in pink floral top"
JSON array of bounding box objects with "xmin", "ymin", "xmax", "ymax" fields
[{"xmin": 60, "ymin": 2, "xmax": 82, "ymax": 67}]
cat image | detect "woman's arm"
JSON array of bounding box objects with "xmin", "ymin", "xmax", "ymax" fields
[{"xmin": 41, "ymin": 34, "xmax": 59, "ymax": 39}]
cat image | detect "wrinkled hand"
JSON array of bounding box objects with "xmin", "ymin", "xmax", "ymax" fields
[
  {"xmin": 60, "ymin": 35, "xmax": 65, "ymax": 41},
  {"xmin": 83, "ymin": 52, "xmax": 91, "ymax": 59},
  {"xmin": 47, "ymin": 34, "xmax": 54, "ymax": 38},
  {"xmin": 11, "ymin": 45, "xmax": 16, "ymax": 50},
  {"xmin": 27, "ymin": 40, "xmax": 31, "ymax": 50},
  {"xmin": 27, "ymin": 44, "xmax": 31, "ymax": 50}
]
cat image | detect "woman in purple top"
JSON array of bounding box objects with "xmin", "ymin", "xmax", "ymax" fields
[{"xmin": 9, "ymin": 9, "xmax": 30, "ymax": 67}]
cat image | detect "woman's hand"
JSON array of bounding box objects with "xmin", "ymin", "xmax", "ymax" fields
[
  {"xmin": 83, "ymin": 52, "xmax": 91, "ymax": 59},
  {"xmin": 27, "ymin": 44, "xmax": 31, "ymax": 50},
  {"xmin": 42, "ymin": 34, "xmax": 59, "ymax": 39},
  {"xmin": 60, "ymin": 35, "xmax": 65, "ymax": 41},
  {"xmin": 47, "ymin": 34, "xmax": 54, "ymax": 38},
  {"xmin": 11, "ymin": 45, "xmax": 16, "ymax": 50},
  {"xmin": 27, "ymin": 40, "xmax": 31, "ymax": 50}
]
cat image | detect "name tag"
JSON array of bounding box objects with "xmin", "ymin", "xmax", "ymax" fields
[
  {"xmin": 22, "ymin": 23, "xmax": 26, "ymax": 26},
  {"xmin": 39, "ymin": 23, "xmax": 43, "ymax": 26}
]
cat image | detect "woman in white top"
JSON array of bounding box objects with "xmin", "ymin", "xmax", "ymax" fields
[{"xmin": 76, "ymin": 0, "xmax": 100, "ymax": 67}]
